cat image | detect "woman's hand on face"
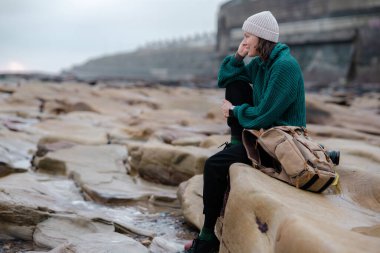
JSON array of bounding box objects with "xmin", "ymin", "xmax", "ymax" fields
[
  {"xmin": 237, "ymin": 39, "xmax": 249, "ymax": 57},
  {"xmin": 222, "ymin": 99, "xmax": 233, "ymax": 118}
]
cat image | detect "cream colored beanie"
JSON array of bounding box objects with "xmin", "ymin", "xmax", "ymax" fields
[{"xmin": 242, "ymin": 11, "xmax": 279, "ymax": 42}]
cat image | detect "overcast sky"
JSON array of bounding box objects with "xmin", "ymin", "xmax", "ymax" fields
[{"xmin": 0, "ymin": 0, "xmax": 227, "ymax": 73}]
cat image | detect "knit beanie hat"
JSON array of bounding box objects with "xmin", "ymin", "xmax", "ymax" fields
[{"xmin": 242, "ymin": 11, "xmax": 279, "ymax": 43}]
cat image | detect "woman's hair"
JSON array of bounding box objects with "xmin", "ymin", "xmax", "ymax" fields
[{"xmin": 256, "ymin": 38, "xmax": 277, "ymax": 61}]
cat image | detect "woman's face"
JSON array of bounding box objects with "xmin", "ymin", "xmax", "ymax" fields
[{"xmin": 243, "ymin": 32, "xmax": 259, "ymax": 57}]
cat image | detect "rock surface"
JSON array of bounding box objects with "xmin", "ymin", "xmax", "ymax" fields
[
  {"xmin": 33, "ymin": 216, "xmax": 114, "ymax": 249},
  {"xmin": 219, "ymin": 163, "xmax": 380, "ymax": 253},
  {"xmin": 29, "ymin": 232, "xmax": 149, "ymax": 253},
  {"xmin": 177, "ymin": 175, "xmax": 204, "ymax": 229},
  {"xmin": 0, "ymin": 81, "xmax": 379, "ymax": 252},
  {"xmin": 34, "ymin": 144, "xmax": 178, "ymax": 204}
]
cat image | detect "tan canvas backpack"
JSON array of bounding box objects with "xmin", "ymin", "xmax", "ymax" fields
[{"xmin": 242, "ymin": 126, "xmax": 337, "ymax": 193}]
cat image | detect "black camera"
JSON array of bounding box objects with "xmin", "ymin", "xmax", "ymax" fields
[
  {"xmin": 319, "ymin": 144, "xmax": 340, "ymax": 166},
  {"xmin": 327, "ymin": 150, "xmax": 340, "ymax": 166}
]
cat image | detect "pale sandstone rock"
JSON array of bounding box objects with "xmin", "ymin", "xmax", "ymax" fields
[
  {"xmin": 43, "ymin": 99, "xmax": 97, "ymax": 115},
  {"xmin": 0, "ymin": 173, "xmax": 71, "ymax": 240},
  {"xmin": 171, "ymin": 136, "xmax": 204, "ymax": 146},
  {"xmin": 9, "ymin": 82, "xmax": 75, "ymax": 102},
  {"xmin": 199, "ymin": 134, "xmax": 230, "ymax": 149},
  {"xmin": 35, "ymin": 144, "xmax": 177, "ymax": 204},
  {"xmin": 0, "ymin": 166, "xmax": 161, "ymax": 242},
  {"xmin": 2, "ymin": 82, "xmax": 380, "ymax": 252},
  {"xmin": 0, "ymin": 114, "xmax": 40, "ymax": 133},
  {"xmin": 307, "ymin": 94, "xmax": 380, "ymax": 136},
  {"xmin": 33, "ymin": 216, "xmax": 114, "ymax": 249},
  {"xmin": 0, "ymin": 136, "xmax": 35, "ymax": 171},
  {"xmin": 0, "ymin": 97, "xmax": 40, "ymax": 117},
  {"xmin": 0, "ymin": 223, "xmax": 35, "ymax": 241},
  {"xmin": 121, "ymin": 108, "xmax": 225, "ymax": 141},
  {"xmin": 149, "ymin": 236, "xmax": 184, "ymax": 253},
  {"xmin": 217, "ymin": 163, "xmax": 380, "ymax": 253},
  {"xmin": 350, "ymin": 92, "xmax": 379, "ymax": 113},
  {"xmin": 320, "ymin": 138, "xmax": 380, "ymax": 165},
  {"xmin": 129, "ymin": 141, "xmax": 215, "ymax": 186},
  {"xmin": 150, "ymin": 128, "xmax": 205, "ymax": 145},
  {"xmin": 167, "ymin": 122, "xmax": 229, "ymax": 136},
  {"xmin": 36, "ymin": 138, "xmax": 76, "ymax": 157},
  {"xmin": 77, "ymin": 173, "xmax": 177, "ymax": 204},
  {"xmin": 35, "ymin": 144, "xmax": 126, "ymax": 175},
  {"xmin": 58, "ymin": 111, "xmax": 133, "ymax": 144},
  {"xmin": 29, "ymin": 232, "xmax": 149, "ymax": 253},
  {"xmin": 31, "ymin": 119, "xmax": 109, "ymax": 145},
  {"xmin": 178, "ymin": 139, "xmax": 380, "ymax": 252},
  {"xmin": 307, "ymin": 124, "xmax": 380, "ymax": 147},
  {"xmin": 177, "ymin": 175, "xmax": 204, "ymax": 230}
]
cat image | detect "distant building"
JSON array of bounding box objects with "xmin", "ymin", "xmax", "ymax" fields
[{"xmin": 217, "ymin": 0, "xmax": 380, "ymax": 92}]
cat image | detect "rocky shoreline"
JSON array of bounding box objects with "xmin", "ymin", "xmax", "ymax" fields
[{"xmin": 0, "ymin": 80, "xmax": 379, "ymax": 252}]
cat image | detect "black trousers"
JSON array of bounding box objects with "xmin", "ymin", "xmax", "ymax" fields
[{"xmin": 202, "ymin": 80, "xmax": 253, "ymax": 228}]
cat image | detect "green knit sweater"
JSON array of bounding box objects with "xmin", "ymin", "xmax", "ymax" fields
[{"xmin": 218, "ymin": 43, "xmax": 306, "ymax": 130}]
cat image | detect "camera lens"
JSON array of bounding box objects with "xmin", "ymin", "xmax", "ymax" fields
[{"xmin": 327, "ymin": 150, "xmax": 340, "ymax": 165}]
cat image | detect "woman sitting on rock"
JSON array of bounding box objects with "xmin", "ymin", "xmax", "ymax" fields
[{"xmin": 185, "ymin": 10, "xmax": 338, "ymax": 253}]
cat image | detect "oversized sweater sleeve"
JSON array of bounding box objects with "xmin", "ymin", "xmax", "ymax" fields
[
  {"xmin": 217, "ymin": 55, "xmax": 256, "ymax": 88},
  {"xmin": 233, "ymin": 60, "xmax": 301, "ymax": 129}
]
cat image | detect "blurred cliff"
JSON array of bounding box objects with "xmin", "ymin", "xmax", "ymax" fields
[{"xmin": 63, "ymin": 33, "xmax": 219, "ymax": 87}]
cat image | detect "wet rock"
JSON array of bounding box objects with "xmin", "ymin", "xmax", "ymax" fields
[
  {"xmin": 0, "ymin": 136, "xmax": 35, "ymax": 171},
  {"xmin": 1, "ymin": 82, "xmax": 379, "ymax": 252},
  {"xmin": 79, "ymin": 174, "xmax": 177, "ymax": 205},
  {"xmin": 113, "ymin": 219, "xmax": 156, "ymax": 238},
  {"xmin": 0, "ymin": 115, "xmax": 39, "ymax": 132},
  {"xmin": 129, "ymin": 141, "xmax": 214, "ymax": 186},
  {"xmin": 35, "ymin": 144, "xmax": 177, "ymax": 204},
  {"xmin": 33, "ymin": 216, "xmax": 114, "ymax": 249},
  {"xmin": 29, "ymin": 232, "xmax": 149, "ymax": 253},
  {"xmin": 0, "ymin": 173, "xmax": 69, "ymax": 240}
]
